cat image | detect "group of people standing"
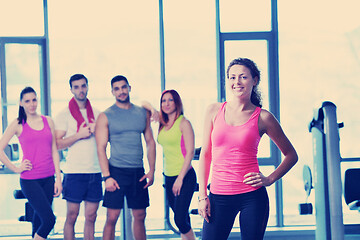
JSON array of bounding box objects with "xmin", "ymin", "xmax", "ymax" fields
[{"xmin": 0, "ymin": 57, "xmax": 297, "ymax": 240}]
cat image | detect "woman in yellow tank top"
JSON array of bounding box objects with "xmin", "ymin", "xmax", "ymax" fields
[{"xmin": 156, "ymin": 90, "xmax": 197, "ymax": 240}]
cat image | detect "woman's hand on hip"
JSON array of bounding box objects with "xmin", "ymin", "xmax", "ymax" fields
[
  {"xmin": 17, "ymin": 159, "xmax": 32, "ymax": 173},
  {"xmin": 243, "ymin": 172, "xmax": 271, "ymax": 187}
]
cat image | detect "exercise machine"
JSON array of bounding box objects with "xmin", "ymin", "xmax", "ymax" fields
[
  {"xmin": 309, "ymin": 101, "xmax": 344, "ymax": 240},
  {"xmin": 308, "ymin": 101, "xmax": 360, "ymax": 239}
]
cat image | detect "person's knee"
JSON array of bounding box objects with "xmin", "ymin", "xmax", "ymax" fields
[
  {"xmin": 132, "ymin": 209, "xmax": 146, "ymax": 222},
  {"xmin": 106, "ymin": 210, "xmax": 121, "ymax": 226},
  {"xmin": 40, "ymin": 214, "xmax": 56, "ymax": 237},
  {"xmin": 49, "ymin": 214, "xmax": 56, "ymax": 228},
  {"xmin": 85, "ymin": 210, "xmax": 97, "ymax": 223},
  {"xmin": 174, "ymin": 214, "xmax": 190, "ymax": 234},
  {"xmin": 66, "ymin": 209, "xmax": 79, "ymax": 224}
]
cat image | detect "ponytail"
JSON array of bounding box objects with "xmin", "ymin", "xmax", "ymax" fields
[
  {"xmin": 18, "ymin": 105, "xmax": 26, "ymax": 124},
  {"xmin": 251, "ymin": 88, "xmax": 262, "ymax": 108},
  {"xmin": 17, "ymin": 86, "xmax": 36, "ymax": 124}
]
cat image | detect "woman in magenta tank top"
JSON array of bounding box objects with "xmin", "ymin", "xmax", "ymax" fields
[
  {"xmin": 198, "ymin": 58, "xmax": 298, "ymax": 240},
  {"xmin": 0, "ymin": 87, "xmax": 62, "ymax": 240}
]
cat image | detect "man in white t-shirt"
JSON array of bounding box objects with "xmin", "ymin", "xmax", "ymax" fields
[{"xmin": 55, "ymin": 74, "xmax": 102, "ymax": 240}]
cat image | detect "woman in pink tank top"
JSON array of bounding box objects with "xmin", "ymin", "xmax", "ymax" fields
[
  {"xmin": 0, "ymin": 87, "xmax": 62, "ymax": 240},
  {"xmin": 198, "ymin": 58, "xmax": 298, "ymax": 240}
]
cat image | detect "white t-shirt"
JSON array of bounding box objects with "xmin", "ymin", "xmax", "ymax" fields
[{"xmin": 55, "ymin": 107, "xmax": 101, "ymax": 174}]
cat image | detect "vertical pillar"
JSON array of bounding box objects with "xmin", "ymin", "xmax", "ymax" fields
[{"xmin": 120, "ymin": 198, "xmax": 134, "ymax": 240}]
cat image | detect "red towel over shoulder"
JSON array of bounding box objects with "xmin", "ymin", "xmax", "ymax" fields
[{"xmin": 68, "ymin": 97, "xmax": 95, "ymax": 132}]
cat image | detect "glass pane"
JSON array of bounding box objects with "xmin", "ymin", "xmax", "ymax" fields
[
  {"xmin": 279, "ymin": 0, "xmax": 360, "ymax": 226},
  {"xmin": 48, "ymin": 0, "xmax": 162, "ymax": 234},
  {"xmin": 224, "ymin": 40, "xmax": 270, "ymax": 157},
  {"xmin": 0, "ymin": 0, "xmax": 44, "ymax": 36},
  {"xmin": 5, "ymin": 44, "xmax": 42, "ymax": 123},
  {"xmin": 220, "ymin": 0, "xmax": 271, "ymax": 32},
  {"xmin": 163, "ymin": 0, "xmax": 217, "ymax": 148}
]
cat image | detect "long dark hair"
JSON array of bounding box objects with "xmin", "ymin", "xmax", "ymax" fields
[
  {"xmin": 226, "ymin": 57, "xmax": 262, "ymax": 107},
  {"xmin": 159, "ymin": 89, "xmax": 184, "ymax": 131},
  {"xmin": 18, "ymin": 87, "xmax": 37, "ymax": 124}
]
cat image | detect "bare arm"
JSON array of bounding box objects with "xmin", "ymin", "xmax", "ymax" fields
[
  {"xmin": 243, "ymin": 110, "xmax": 298, "ymax": 187},
  {"xmin": 141, "ymin": 100, "xmax": 159, "ymax": 122},
  {"xmin": 198, "ymin": 103, "xmax": 221, "ymax": 222},
  {"xmin": 55, "ymin": 122, "xmax": 92, "ymax": 150},
  {"xmin": 198, "ymin": 103, "xmax": 220, "ymax": 198},
  {"xmin": 140, "ymin": 111, "xmax": 156, "ymax": 188},
  {"xmin": 95, "ymin": 113, "xmax": 120, "ymax": 191},
  {"xmin": 95, "ymin": 113, "xmax": 110, "ymax": 177},
  {"xmin": 172, "ymin": 117, "xmax": 195, "ymax": 196},
  {"xmin": 47, "ymin": 117, "xmax": 62, "ymax": 197},
  {"xmin": 0, "ymin": 119, "xmax": 32, "ymax": 173}
]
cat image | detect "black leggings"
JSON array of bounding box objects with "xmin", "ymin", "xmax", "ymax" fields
[
  {"xmin": 20, "ymin": 176, "xmax": 56, "ymax": 238},
  {"xmin": 202, "ymin": 187, "xmax": 269, "ymax": 240},
  {"xmin": 164, "ymin": 168, "xmax": 197, "ymax": 234}
]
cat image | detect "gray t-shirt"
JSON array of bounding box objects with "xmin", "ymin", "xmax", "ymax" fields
[{"xmin": 104, "ymin": 103, "xmax": 147, "ymax": 168}]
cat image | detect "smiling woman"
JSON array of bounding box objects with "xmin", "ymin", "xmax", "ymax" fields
[{"xmin": 198, "ymin": 57, "xmax": 298, "ymax": 240}]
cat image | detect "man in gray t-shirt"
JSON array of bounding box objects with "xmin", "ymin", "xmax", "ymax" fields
[{"xmin": 95, "ymin": 75, "xmax": 156, "ymax": 240}]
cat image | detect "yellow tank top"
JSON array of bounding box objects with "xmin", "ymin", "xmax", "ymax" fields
[{"xmin": 157, "ymin": 115, "xmax": 186, "ymax": 176}]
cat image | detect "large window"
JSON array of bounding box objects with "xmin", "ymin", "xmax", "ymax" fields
[
  {"xmin": 48, "ymin": 0, "xmax": 162, "ymax": 234},
  {"xmin": 278, "ymin": 0, "xmax": 360, "ymax": 225}
]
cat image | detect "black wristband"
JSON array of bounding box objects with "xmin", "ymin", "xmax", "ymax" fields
[{"xmin": 102, "ymin": 176, "xmax": 111, "ymax": 182}]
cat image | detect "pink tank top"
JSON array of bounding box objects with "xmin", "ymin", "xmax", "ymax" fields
[
  {"xmin": 210, "ymin": 102, "xmax": 261, "ymax": 195},
  {"xmin": 19, "ymin": 115, "xmax": 55, "ymax": 180}
]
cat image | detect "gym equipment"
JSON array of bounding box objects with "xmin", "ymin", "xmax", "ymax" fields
[
  {"xmin": 4, "ymin": 143, "xmax": 19, "ymax": 161},
  {"xmin": 13, "ymin": 190, "xmax": 34, "ymax": 222},
  {"xmin": 309, "ymin": 101, "xmax": 344, "ymax": 240},
  {"xmin": 299, "ymin": 165, "xmax": 313, "ymax": 215},
  {"xmin": 344, "ymin": 168, "xmax": 360, "ymax": 211}
]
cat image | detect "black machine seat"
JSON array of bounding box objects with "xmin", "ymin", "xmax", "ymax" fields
[
  {"xmin": 13, "ymin": 189, "xmax": 34, "ymax": 222},
  {"xmin": 344, "ymin": 168, "xmax": 360, "ymax": 211}
]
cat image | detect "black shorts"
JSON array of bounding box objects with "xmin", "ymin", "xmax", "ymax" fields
[
  {"xmin": 62, "ymin": 173, "xmax": 103, "ymax": 203},
  {"xmin": 103, "ymin": 166, "xmax": 149, "ymax": 210}
]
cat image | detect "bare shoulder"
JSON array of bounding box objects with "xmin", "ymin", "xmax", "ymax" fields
[
  {"xmin": 259, "ymin": 109, "xmax": 276, "ymax": 121},
  {"xmin": 45, "ymin": 115, "xmax": 53, "ymax": 121},
  {"xmin": 206, "ymin": 102, "xmax": 223, "ymax": 119},
  {"xmin": 45, "ymin": 116, "xmax": 55, "ymax": 126},
  {"xmin": 97, "ymin": 112, "xmax": 108, "ymax": 123},
  {"xmin": 259, "ymin": 109, "xmax": 281, "ymax": 134},
  {"xmin": 8, "ymin": 118, "xmax": 21, "ymax": 130},
  {"xmin": 180, "ymin": 116, "xmax": 193, "ymax": 129},
  {"xmin": 7, "ymin": 118, "xmax": 22, "ymax": 136}
]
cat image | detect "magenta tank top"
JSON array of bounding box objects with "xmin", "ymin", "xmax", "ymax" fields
[
  {"xmin": 18, "ymin": 115, "xmax": 55, "ymax": 180},
  {"xmin": 210, "ymin": 102, "xmax": 261, "ymax": 195}
]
